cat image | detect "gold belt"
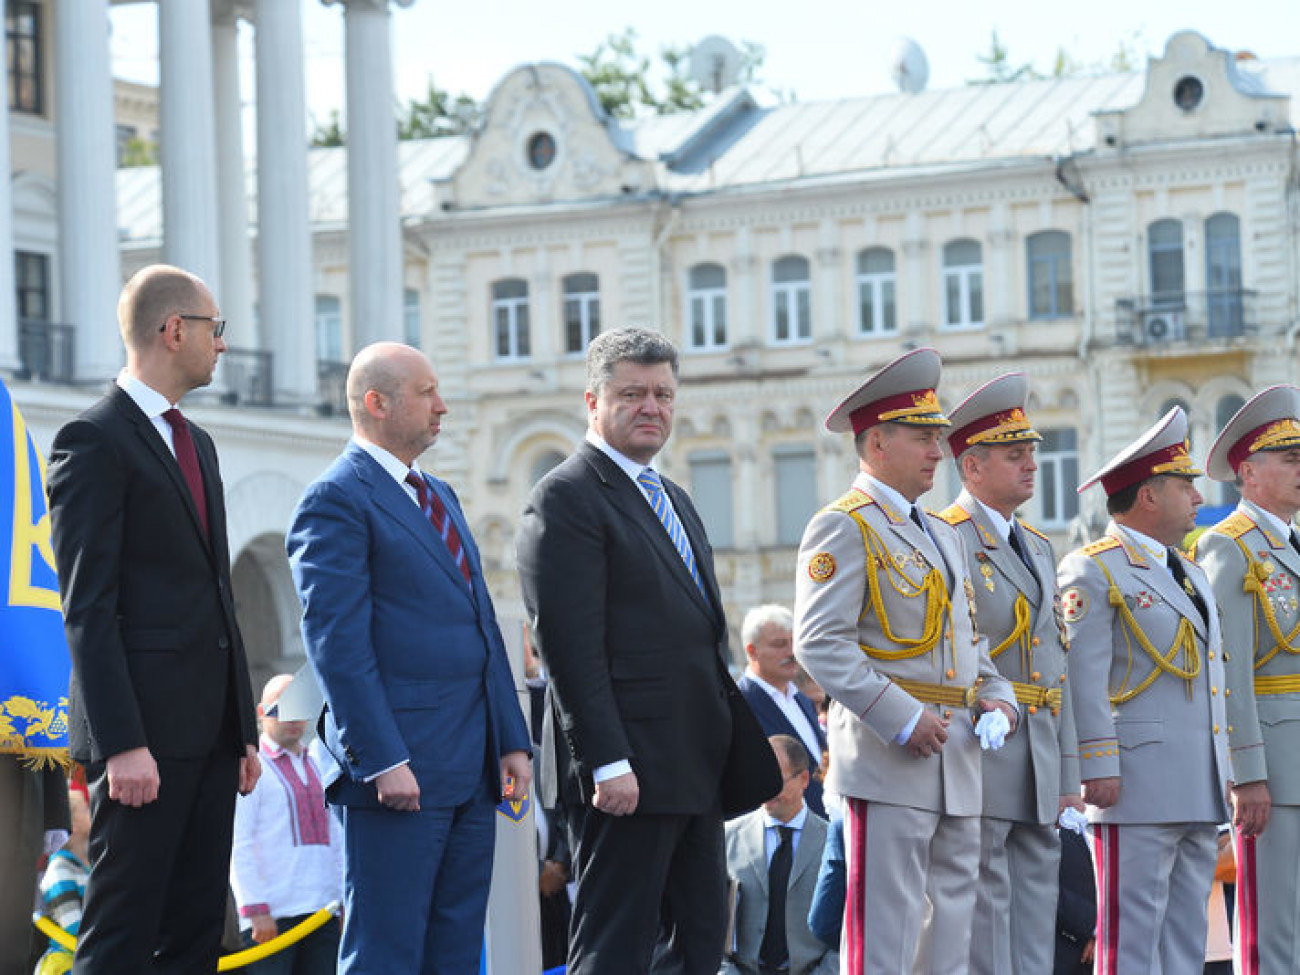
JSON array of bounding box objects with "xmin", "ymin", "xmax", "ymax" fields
[
  {"xmin": 1011, "ymin": 681, "xmax": 1063, "ymax": 713},
  {"xmin": 893, "ymin": 679, "xmax": 980, "ymax": 708},
  {"xmin": 1254, "ymin": 674, "xmax": 1300, "ymax": 696}
]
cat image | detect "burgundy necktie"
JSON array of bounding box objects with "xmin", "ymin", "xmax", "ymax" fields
[
  {"xmin": 162, "ymin": 408, "xmax": 209, "ymax": 539},
  {"xmin": 404, "ymin": 471, "xmax": 472, "ymax": 585}
]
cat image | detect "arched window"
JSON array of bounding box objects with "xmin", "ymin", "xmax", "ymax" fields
[
  {"xmin": 770, "ymin": 256, "xmax": 811, "ymax": 345},
  {"xmin": 686, "ymin": 263, "xmax": 727, "ymax": 350},
  {"xmin": 942, "ymin": 240, "xmax": 983, "ymax": 329},
  {"xmin": 1026, "ymin": 231, "xmax": 1073, "ymax": 319},
  {"xmin": 562, "ymin": 272, "xmax": 600, "ymax": 354},
  {"xmin": 491, "ymin": 278, "xmax": 530, "ymax": 361},
  {"xmin": 855, "ymin": 248, "xmax": 897, "ymax": 336}
]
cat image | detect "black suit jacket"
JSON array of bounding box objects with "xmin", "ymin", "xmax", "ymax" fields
[
  {"xmin": 47, "ymin": 384, "xmax": 256, "ymax": 764},
  {"xmin": 518, "ymin": 442, "xmax": 738, "ymax": 815},
  {"xmin": 736, "ymin": 673, "xmax": 827, "ymax": 818}
]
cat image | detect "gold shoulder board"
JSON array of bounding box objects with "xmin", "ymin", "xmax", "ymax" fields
[
  {"xmin": 824, "ymin": 489, "xmax": 874, "ymax": 514},
  {"xmin": 936, "ymin": 505, "xmax": 970, "ymax": 527},
  {"xmin": 1210, "ymin": 511, "xmax": 1255, "ymax": 540},
  {"xmin": 1081, "ymin": 537, "xmax": 1121, "ymax": 557},
  {"xmin": 1021, "ymin": 521, "xmax": 1049, "ymax": 542}
]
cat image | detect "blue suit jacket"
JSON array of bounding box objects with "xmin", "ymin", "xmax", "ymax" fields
[
  {"xmin": 736, "ymin": 673, "xmax": 827, "ymax": 818},
  {"xmin": 287, "ymin": 443, "xmax": 530, "ymax": 809}
]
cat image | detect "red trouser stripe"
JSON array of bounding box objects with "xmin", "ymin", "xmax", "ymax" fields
[
  {"xmin": 1234, "ymin": 828, "xmax": 1259, "ymax": 974},
  {"xmin": 1092, "ymin": 824, "xmax": 1120, "ymax": 975},
  {"xmin": 845, "ymin": 797, "xmax": 867, "ymax": 972}
]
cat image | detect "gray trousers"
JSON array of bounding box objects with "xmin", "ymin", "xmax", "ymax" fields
[
  {"xmin": 1234, "ymin": 804, "xmax": 1300, "ymax": 974},
  {"xmin": 970, "ymin": 816, "xmax": 1060, "ymax": 975}
]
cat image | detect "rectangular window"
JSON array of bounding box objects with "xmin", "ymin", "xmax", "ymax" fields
[
  {"xmin": 687, "ymin": 264, "xmax": 728, "ymax": 351},
  {"xmin": 6, "ymin": 1, "xmax": 41, "ymax": 115},
  {"xmin": 315, "ymin": 295, "xmax": 343, "ymax": 362},
  {"xmin": 858, "ymin": 275, "xmax": 897, "ymax": 335},
  {"xmin": 772, "ymin": 282, "xmax": 812, "ymax": 344},
  {"xmin": 491, "ymin": 280, "xmax": 530, "ymax": 361},
  {"xmin": 563, "ymin": 273, "xmax": 600, "ymax": 354},
  {"xmin": 403, "ymin": 288, "xmax": 421, "ymax": 348},
  {"xmin": 774, "ymin": 446, "xmax": 818, "ymax": 546},
  {"xmin": 1027, "ymin": 232, "xmax": 1074, "ymax": 320},
  {"xmin": 1038, "ymin": 429, "xmax": 1079, "ymax": 528},
  {"xmin": 14, "ymin": 251, "xmax": 49, "ymax": 321},
  {"xmin": 689, "ymin": 452, "xmax": 734, "ymax": 549}
]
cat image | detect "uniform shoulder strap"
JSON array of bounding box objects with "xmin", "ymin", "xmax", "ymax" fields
[{"xmin": 824, "ymin": 489, "xmax": 875, "ymax": 515}]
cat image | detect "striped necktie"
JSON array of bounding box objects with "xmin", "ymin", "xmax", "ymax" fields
[
  {"xmin": 636, "ymin": 469, "xmax": 704, "ymax": 593},
  {"xmin": 405, "ymin": 471, "xmax": 472, "ymax": 585}
]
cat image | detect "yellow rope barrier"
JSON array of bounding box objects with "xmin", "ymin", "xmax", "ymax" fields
[{"xmin": 33, "ymin": 903, "xmax": 339, "ymax": 971}]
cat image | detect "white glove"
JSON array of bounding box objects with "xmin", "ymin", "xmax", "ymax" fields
[
  {"xmin": 975, "ymin": 708, "xmax": 1011, "ymax": 750},
  {"xmin": 1058, "ymin": 806, "xmax": 1089, "ymax": 835}
]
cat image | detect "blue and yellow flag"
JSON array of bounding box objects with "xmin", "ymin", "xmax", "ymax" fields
[{"xmin": 0, "ymin": 379, "xmax": 69, "ymax": 768}]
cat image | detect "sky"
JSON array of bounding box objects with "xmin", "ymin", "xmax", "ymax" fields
[{"xmin": 107, "ymin": 0, "xmax": 1300, "ymax": 131}]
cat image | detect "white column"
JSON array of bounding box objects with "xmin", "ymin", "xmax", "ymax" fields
[
  {"xmin": 159, "ymin": 0, "xmax": 222, "ymax": 290},
  {"xmin": 335, "ymin": 0, "xmax": 406, "ymax": 347},
  {"xmin": 54, "ymin": 0, "xmax": 121, "ymax": 380},
  {"xmin": 212, "ymin": 4, "xmax": 254, "ymax": 349},
  {"xmin": 255, "ymin": 0, "xmax": 317, "ymax": 402},
  {"xmin": 0, "ymin": 1, "xmax": 19, "ymax": 373}
]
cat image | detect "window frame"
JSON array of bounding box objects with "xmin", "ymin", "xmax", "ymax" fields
[
  {"xmin": 314, "ymin": 294, "xmax": 343, "ymax": 363},
  {"xmin": 6, "ymin": 1, "xmax": 42, "ymax": 116},
  {"xmin": 1026, "ymin": 230, "xmax": 1074, "ymax": 320},
  {"xmin": 491, "ymin": 278, "xmax": 531, "ymax": 362},
  {"xmin": 855, "ymin": 247, "xmax": 898, "ymax": 337},
  {"xmin": 941, "ymin": 239, "xmax": 984, "ymax": 331},
  {"xmin": 562, "ymin": 272, "xmax": 601, "ymax": 355},
  {"xmin": 1036, "ymin": 428, "xmax": 1079, "ymax": 529},
  {"xmin": 686, "ymin": 263, "xmax": 728, "ymax": 351},
  {"xmin": 770, "ymin": 256, "xmax": 812, "ymax": 346}
]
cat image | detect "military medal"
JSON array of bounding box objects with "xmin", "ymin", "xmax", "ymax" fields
[
  {"xmin": 980, "ymin": 561, "xmax": 995, "ymax": 592},
  {"xmin": 1135, "ymin": 591, "xmax": 1154, "ymax": 609}
]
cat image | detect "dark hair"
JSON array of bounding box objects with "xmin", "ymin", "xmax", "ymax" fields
[
  {"xmin": 585, "ymin": 327, "xmax": 678, "ymax": 395},
  {"xmin": 1106, "ymin": 480, "xmax": 1143, "ymax": 515},
  {"xmin": 768, "ymin": 734, "xmax": 809, "ymax": 775}
]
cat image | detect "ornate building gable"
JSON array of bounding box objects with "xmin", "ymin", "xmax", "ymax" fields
[
  {"xmin": 446, "ymin": 63, "xmax": 656, "ymax": 209},
  {"xmin": 1095, "ymin": 31, "xmax": 1290, "ymax": 149}
]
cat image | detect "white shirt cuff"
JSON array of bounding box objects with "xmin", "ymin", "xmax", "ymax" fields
[
  {"xmin": 593, "ymin": 760, "xmax": 632, "ymax": 782},
  {"xmin": 894, "ymin": 707, "xmax": 923, "ymax": 745},
  {"xmin": 363, "ymin": 759, "xmax": 408, "ymax": 783}
]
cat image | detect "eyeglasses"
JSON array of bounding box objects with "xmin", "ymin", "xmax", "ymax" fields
[{"xmin": 160, "ymin": 314, "xmax": 227, "ymax": 338}]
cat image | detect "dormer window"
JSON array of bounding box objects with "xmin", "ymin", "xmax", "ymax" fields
[{"xmin": 1173, "ymin": 76, "xmax": 1204, "ymax": 112}]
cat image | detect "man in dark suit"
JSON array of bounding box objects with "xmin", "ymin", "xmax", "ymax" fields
[
  {"xmin": 736, "ymin": 605, "xmax": 828, "ymax": 818},
  {"xmin": 287, "ymin": 342, "xmax": 531, "ymax": 974},
  {"xmin": 46, "ymin": 264, "xmax": 260, "ymax": 973},
  {"xmin": 517, "ymin": 327, "xmax": 769, "ymax": 975}
]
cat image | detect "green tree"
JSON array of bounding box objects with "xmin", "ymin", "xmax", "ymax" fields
[
  {"xmin": 970, "ymin": 30, "xmax": 1040, "ymax": 84},
  {"xmin": 397, "ymin": 79, "xmax": 482, "ymax": 139},
  {"xmin": 577, "ymin": 28, "xmax": 768, "ymax": 119},
  {"xmin": 119, "ymin": 136, "xmax": 158, "ymax": 168},
  {"xmin": 310, "ymin": 110, "xmax": 345, "ymax": 148}
]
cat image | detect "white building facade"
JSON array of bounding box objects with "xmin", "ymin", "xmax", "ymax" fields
[{"xmin": 6, "ymin": 6, "xmax": 1300, "ymax": 670}]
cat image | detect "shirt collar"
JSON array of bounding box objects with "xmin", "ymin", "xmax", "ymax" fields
[
  {"xmin": 855, "ymin": 472, "xmax": 916, "ymax": 517},
  {"xmin": 747, "ymin": 669, "xmax": 796, "ymax": 702},
  {"xmin": 116, "ymin": 370, "xmax": 175, "ymax": 419},
  {"xmin": 353, "ymin": 436, "xmax": 422, "ymax": 489},
  {"xmin": 586, "ymin": 429, "xmax": 655, "ymax": 483},
  {"xmin": 1247, "ymin": 500, "xmax": 1295, "ymax": 541},
  {"xmin": 973, "ymin": 497, "xmax": 1014, "ymax": 541},
  {"xmin": 259, "ymin": 732, "xmax": 299, "ymax": 760},
  {"xmin": 1115, "ymin": 523, "xmax": 1168, "ymax": 564},
  {"xmin": 764, "ymin": 804, "xmax": 809, "ymax": 831}
]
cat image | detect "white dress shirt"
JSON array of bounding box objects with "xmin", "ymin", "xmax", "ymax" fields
[
  {"xmin": 746, "ymin": 671, "xmax": 822, "ymax": 765},
  {"xmin": 117, "ymin": 371, "xmax": 180, "ymax": 456},
  {"xmin": 763, "ymin": 803, "xmax": 809, "ymax": 864}
]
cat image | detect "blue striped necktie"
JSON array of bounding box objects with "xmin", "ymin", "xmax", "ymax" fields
[{"xmin": 636, "ymin": 469, "xmax": 704, "ymax": 593}]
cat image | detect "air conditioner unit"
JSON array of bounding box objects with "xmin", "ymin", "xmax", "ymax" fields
[{"xmin": 1144, "ymin": 311, "xmax": 1184, "ymax": 343}]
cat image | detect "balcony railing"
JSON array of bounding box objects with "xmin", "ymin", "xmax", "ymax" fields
[
  {"xmin": 317, "ymin": 360, "xmax": 348, "ymax": 416},
  {"xmin": 219, "ymin": 349, "xmax": 274, "ymax": 407},
  {"xmin": 1115, "ymin": 290, "xmax": 1258, "ymax": 347},
  {"xmin": 18, "ymin": 319, "xmax": 75, "ymax": 382}
]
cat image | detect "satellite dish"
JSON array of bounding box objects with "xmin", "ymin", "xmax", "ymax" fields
[
  {"xmin": 890, "ymin": 36, "xmax": 929, "ymax": 94},
  {"xmin": 690, "ymin": 35, "xmax": 743, "ymax": 94}
]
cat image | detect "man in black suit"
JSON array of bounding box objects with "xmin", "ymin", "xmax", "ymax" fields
[
  {"xmin": 736, "ymin": 604, "xmax": 828, "ymax": 818},
  {"xmin": 517, "ymin": 327, "xmax": 769, "ymax": 975},
  {"xmin": 47, "ymin": 264, "xmax": 260, "ymax": 973}
]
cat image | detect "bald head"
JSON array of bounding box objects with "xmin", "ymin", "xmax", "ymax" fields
[
  {"xmin": 258, "ymin": 673, "xmax": 306, "ymax": 753},
  {"xmin": 347, "ymin": 342, "xmax": 448, "ymax": 466},
  {"xmin": 260, "ymin": 674, "xmax": 294, "ymax": 709},
  {"xmin": 118, "ymin": 264, "xmax": 209, "ymax": 352}
]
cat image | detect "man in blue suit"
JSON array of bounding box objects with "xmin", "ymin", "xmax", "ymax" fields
[
  {"xmin": 287, "ymin": 342, "xmax": 532, "ymax": 975},
  {"xmin": 736, "ymin": 605, "xmax": 828, "ymax": 818}
]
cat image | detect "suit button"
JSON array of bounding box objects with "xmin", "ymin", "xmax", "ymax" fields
[
  {"xmin": 1225, "ymin": 688, "xmax": 1231, "ymax": 697},
  {"xmin": 218, "ymin": 637, "xmax": 230, "ymax": 650},
  {"xmin": 1209, "ymin": 652, "xmax": 1216, "ymax": 660},
  {"xmin": 1031, "ymin": 671, "xmax": 1041, "ymax": 682},
  {"xmin": 946, "ymin": 669, "xmax": 955, "ymax": 679},
  {"xmin": 1224, "ymin": 653, "xmax": 1231, "ymax": 661},
  {"xmin": 943, "ymin": 709, "xmax": 952, "ymax": 719},
  {"xmin": 1032, "ymin": 637, "xmax": 1041, "ymax": 647},
  {"xmin": 1059, "ymin": 674, "xmax": 1067, "ymax": 683},
  {"xmin": 1228, "ymin": 725, "xmax": 1234, "ymax": 733},
  {"xmin": 1028, "ymin": 705, "xmax": 1038, "ymax": 715},
  {"xmin": 1211, "ymin": 687, "xmax": 1218, "ymax": 695},
  {"xmin": 1214, "ymin": 725, "xmax": 1220, "ymax": 734}
]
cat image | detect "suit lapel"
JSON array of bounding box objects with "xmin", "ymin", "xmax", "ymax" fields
[
  {"xmin": 789, "ymin": 815, "xmax": 821, "ymax": 887},
  {"xmin": 742, "ymin": 815, "xmax": 770, "ymax": 897},
  {"xmin": 580, "ymin": 444, "xmax": 717, "ymax": 623},
  {"xmin": 111, "ymin": 387, "xmax": 210, "ymax": 550},
  {"xmin": 866, "ymin": 486, "xmax": 950, "ymax": 585},
  {"xmin": 1113, "ymin": 527, "xmax": 1206, "ymax": 639},
  {"xmin": 959, "ymin": 492, "xmax": 1040, "ymax": 604}
]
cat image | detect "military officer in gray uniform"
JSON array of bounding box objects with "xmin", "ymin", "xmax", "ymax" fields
[
  {"xmin": 793, "ymin": 348, "xmax": 1018, "ymax": 975},
  {"xmin": 1197, "ymin": 384, "xmax": 1300, "ymax": 975},
  {"xmin": 937, "ymin": 373, "xmax": 1081, "ymax": 975},
  {"xmin": 1058, "ymin": 406, "xmax": 1232, "ymax": 975}
]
